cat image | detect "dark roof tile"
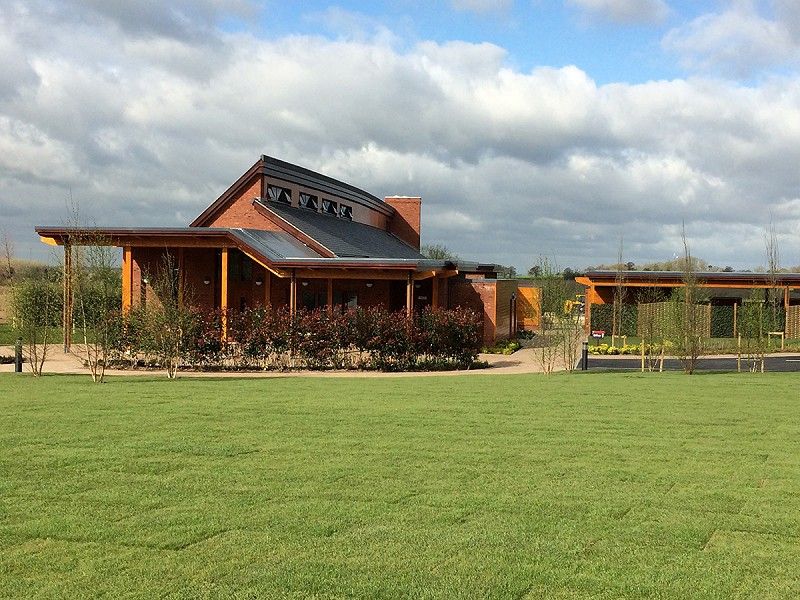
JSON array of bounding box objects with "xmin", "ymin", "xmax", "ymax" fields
[{"xmin": 258, "ymin": 199, "xmax": 425, "ymax": 259}]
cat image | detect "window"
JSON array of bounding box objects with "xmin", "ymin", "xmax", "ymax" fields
[
  {"xmin": 334, "ymin": 290, "xmax": 358, "ymax": 309},
  {"xmin": 338, "ymin": 203, "xmax": 353, "ymax": 220},
  {"xmin": 299, "ymin": 192, "xmax": 318, "ymax": 211},
  {"xmin": 267, "ymin": 184, "xmax": 291, "ymax": 205},
  {"xmin": 321, "ymin": 198, "xmax": 337, "ymax": 215},
  {"xmin": 229, "ymin": 251, "xmax": 252, "ymax": 282}
]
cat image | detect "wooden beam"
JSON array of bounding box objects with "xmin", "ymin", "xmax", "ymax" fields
[
  {"xmin": 413, "ymin": 270, "xmax": 436, "ymax": 281},
  {"xmin": 122, "ymin": 246, "xmax": 132, "ymax": 313},
  {"xmin": 263, "ymin": 270, "xmax": 271, "ymax": 307},
  {"xmin": 62, "ymin": 243, "xmax": 72, "ymax": 352},
  {"xmin": 327, "ymin": 278, "xmax": 333, "ymax": 313},
  {"xmin": 584, "ymin": 285, "xmax": 593, "ymax": 333},
  {"xmin": 406, "ymin": 271, "xmax": 414, "ymax": 318},
  {"xmin": 290, "ymin": 268, "xmax": 412, "ymax": 281},
  {"xmin": 431, "ymin": 276, "xmax": 439, "ymax": 309},
  {"xmin": 587, "ymin": 280, "xmax": 793, "ymax": 290},
  {"xmin": 290, "ymin": 270, "xmax": 297, "ymax": 317},
  {"xmin": 239, "ymin": 249, "xmax": 290, "ymax": 278},
  {"xmin": 220, "ymin": 247, "xmax": 229, "ymax": 341},
  {"xmin": 177, "ymin": 247, "xmax": 185, "ymax": 306}
]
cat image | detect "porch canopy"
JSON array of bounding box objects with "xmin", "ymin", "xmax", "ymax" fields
[
  {"xmin": 36, "ymin": 225, "xmax": 466, "ymax": 349},
  {"xmin": 576, "ymin": 270, "xmax": 800, "ymax": 332}
]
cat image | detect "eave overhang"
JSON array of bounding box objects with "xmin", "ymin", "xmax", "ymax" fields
[
  {"xmin": 577, "ymin": 270, "xmax": 800, "ymax": 288},
  {"xmin": 35, "ymin": 226, "xmax": 458, "ymax": 277}
]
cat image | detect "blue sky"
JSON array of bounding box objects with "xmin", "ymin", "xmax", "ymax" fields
[
  {"xmin": 248, "ymin": 1, "xmax": 718, "ymax": 83},
  {"xmin": 2, "ymin": 0, "xmax": 800, "ymax": 270}
]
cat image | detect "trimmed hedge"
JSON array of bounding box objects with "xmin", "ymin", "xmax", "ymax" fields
[
  {"xmin": 111, "ymin": 305, "xmax": 483, "ymax": 372},
  {"xmin": 590, "ymin": 304, "xmax": 638, "ymax": 336},
  {"xmin": 711, "ymin": 305, "xmax": 734, "ymax": 338}
]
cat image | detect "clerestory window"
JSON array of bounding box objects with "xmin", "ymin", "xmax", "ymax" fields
[{"xmin": 267, "ymin": 184, "xmax": 291, "ymax": 205}]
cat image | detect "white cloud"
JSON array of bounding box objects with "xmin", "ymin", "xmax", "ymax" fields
[
  {"xmin": 567, "ymin": 0, "xmax": 669, "ymax": 25},
  {"xmin": 2, "ymin": 1, "xmax": 800, "ymax": 269},
  {"xmin": 663, "ymin": 2, "xmax": 800, "ymax": 78}
]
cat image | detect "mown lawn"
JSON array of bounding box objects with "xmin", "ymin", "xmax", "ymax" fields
[{"xmin": 1, "ymin": 372, "xmax": 799, "ymax": 598}]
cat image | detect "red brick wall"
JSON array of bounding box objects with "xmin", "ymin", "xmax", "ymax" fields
[
  {"xmin": 385, "ymin": 197, "xmax": 421, "ymax": 250},
  {"xmin": 131, "ymin": 247, "xmax": 176, "ymax": 310},
  {"xmin": 206, "ymin": 176, "xmax": 278, "ymax": 230},
  {"xmin": 450, "ymin": 279, "xmax": 496, "ymax": 344},
  {"xmin": 182, "ymin": 248, "xmax": 217, "ymax": 310},
  {"xmin": 448, "ymin": 278, "xmax": 520, "ymax": 344}
]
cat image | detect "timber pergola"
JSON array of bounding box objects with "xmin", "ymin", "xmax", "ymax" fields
[
  {"xmin": 576, "ymin": 270, "xmax": 800, "ymax": 333},
  {"xmin": 36, "ymin": 226, "xmax": 461, "ymax": 349}
]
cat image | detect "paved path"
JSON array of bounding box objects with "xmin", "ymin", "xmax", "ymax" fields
[
  {"xmin": 585, "ymin": 354, "xmax": 800, "ymax": 372},
  {"xmin": 6, "ymin": 344, "xmax": 800, "ymax": 377},
  {"xmin": 0, "ymin": 345, "xmax": 562, "ymax": 377}
]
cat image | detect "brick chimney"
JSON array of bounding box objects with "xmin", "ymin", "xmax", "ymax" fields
[{"xmin": 385, "ymin": 196, "xmax": 421, "ymax": 251}]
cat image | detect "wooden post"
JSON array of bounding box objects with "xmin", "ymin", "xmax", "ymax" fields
[
  {"xmin": 326, "ymin": 278, "xmax": 333, "ymax": 313},
  {"xmin": 431, "ymin": 276, "xmax": 439, "ymax": 310},
  {"xmin": 584, "ymin": 287, "xmax": 593, "ymax": 334},
  {"xmin": 263, "ymin": 270, "xmax": 271, "ymax": 307},
  {"xmin": 177, "ymin": 247, "xmax": 185, "ymax": 306},
  {"xmin": 737, "ymin": 334, "xmax": 741, "ymax": 373},
  {"xmin": 290, "ymin": 270, "xmax": 297, "ymax": 317},
  {"xmin": 641, "ymin": 338, "xmax": 645, "ymax": 372},
  {"xmin": 122, "ymin": 246, "xmax": 132, "ymax": 313},
  {"xmin": 220, "ymin": 247, "xmax": 228, "ymax": 341},
  {"xmin": 733, "ymin": 302, "xmax": 738, "ymax": 337},
  {"xmin": 785, "ymin": 286, "xmax": 790, "ymax": 314},
  {"xmin": 406, "ymin": 271, "xmax": 414, "ymax": 318},
  {"xmin": 62, "ymin": 242, "xmax": 73, "ymax": 353}
]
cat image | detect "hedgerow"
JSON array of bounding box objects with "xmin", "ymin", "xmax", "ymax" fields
[{"xmin": 110, "ymin": 305, "xmax": 482, "ymax": 372}]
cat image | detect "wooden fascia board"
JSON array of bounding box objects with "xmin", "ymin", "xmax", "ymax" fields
[
  {"xmin": 588, "ymin": 280, "xmax": 793, "ymax": 289},
  {"xmin": 251, "ymin": 201, "xmax": 336, "ymax": 258},
  {"xmin": 189, "ymin": 158, "xmax": 264, "ymax": 227},
  {"xmin": 39, "ymin": 235, "xmax": 60, "ymax": 246},
  {"xmin": 290, "ymin": 268, "xmax": 414, "ymax": 280},
  {"xmin": 413, "ymin": 270, "xmax": 437, "ymax": 281},
  {"xmin": 224, "ymin": 234, "xmax": 291, "ymax": 278}
]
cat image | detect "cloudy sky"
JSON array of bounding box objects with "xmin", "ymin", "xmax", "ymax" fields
[{"xmin": 2, "ymin": 0, "xmax": 800, "ymax": 270}]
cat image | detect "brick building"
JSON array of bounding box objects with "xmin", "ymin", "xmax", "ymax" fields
[{"xmin": 37, "ymin": 156, "xmax": 529, "ymax": 346}]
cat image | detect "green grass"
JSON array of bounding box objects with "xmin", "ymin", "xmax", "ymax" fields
[
  {"xmin": 1, "ymin": 372, "xmax": 799, "ymax": 598},
  {"xmin": 0, "ymin": 323, "xmax": 20, "ymax": 345}
]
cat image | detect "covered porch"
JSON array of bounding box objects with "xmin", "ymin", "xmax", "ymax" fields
[{"xmin": 37, "ymin": 227, "xmax": 456, "ymax": 350}]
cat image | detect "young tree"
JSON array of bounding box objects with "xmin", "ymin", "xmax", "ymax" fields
[
  {"xmin": 534, "ymin": 257, "xmax": 583, "ymax": 373},
  {"xmin": 140, "ymin": 252, "xmax": 197, "ymax": 379},
  {"xmin": 62, "ymin": 199, "xmax": 124, "ymax": 382},
  {"xmin": 1, "ymin": 229, "xmax": 14, "ymax": 284},
  {"xmin": 764, "ymin": 216, "xmax": 782, "ymax": 334},
  {"xmin": 73, "ymin": 237, "xmax": 122, "ymax": 383},
  {"xmin": 11, "ymin": 270, "xmax": 61, "ymax": 376},
  {"xmin": 636, "ymin": 285, "xmax": 669, "ymax": 372},
  {"xmin": 739, "ymin": 291, "xmax": 767, "ymax": 373},
  {"xmin": 671, "ymin": 225, "xmax": 705, "ymax": 374},
  {"xmin": 612, "ymin": 237, "xmax": 626, "ymax": 338}
]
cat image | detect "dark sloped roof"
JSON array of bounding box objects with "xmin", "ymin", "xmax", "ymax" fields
[
  {"xmin": 231, "ymin": 229, "xmax": 321, "ymax": 260},
  {"xmin": 257, "ymin": 198, "xmax": 425, "ymax": 259}
]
